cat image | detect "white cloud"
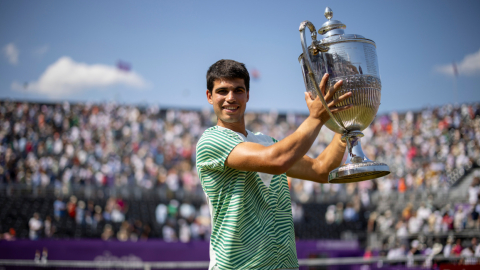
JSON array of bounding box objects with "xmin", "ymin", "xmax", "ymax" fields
[
  {"xmin": 33, "ymin": 45, "xmax": 49, "ymax": 57},
  {"xmin": 11, "ymin": 56, "xmax": 149, "ymax": 96},
  {"xmin": 3, "ymin": 43, "xmax": 19, "ymax": 65},
  {"xmin": 434, "ymin": 48, "xmax": 480, "ymax": 76}
]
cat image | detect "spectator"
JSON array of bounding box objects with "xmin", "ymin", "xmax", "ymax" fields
[
  {"xmin": 162, "ymin": 221, "xmax": 177, "ymax": 242},
  {"xmin": 408, "ymin": 211, "xmax": 422, "ymax": 234},
  {"xmin": 468, "ymin": 179, "xmax": 479, "ymax": 205},
  {"xmin": 179, "ymin": 202, "xmax": 195, "ymax": 220},
  {"xmin": 417, "ymin": 202, "xmax": 431, "ymax": 222},
  {"xmin": 75, "ymin": 200, "xmax": 86, "ymax": 225},
  {"xmin": 53, "ymin": 197, "xmax": 66, "ymax": 221},
  {"xmin": 387, "ymin": 243, "xmax": 405, "ymax": 260},
  {"xmin": 44, "ymin": 216, "xmax": 54, "ymax": 238},
  {"xmin": 406, "ymin": 240, "xmax": 420, "ymax": 267},
  {"xmin": 461, "ymin": 240, "xmax": 477, "ymax": 265},
  {"xmin": 178, "ymin": 219, "xmax": 191, "ymax": 243},
  {"xmin": 453, "ymin": 206, "xmax": 466, "ymax": 232},
  {"xmin": 343, "ymin": 202, "xmax": 358, "ymax": 222},
  {"xmin": 117, "ymin": 221, "xmax": 131, "ymax": 242},
  {"xmin": 101, "ymin": 224, "xmax": 114, "ymax": 241},
  {"xmin": 111, "ymin": 205, "xmax": 125, "ymax": 223},
  {"xmin": 155, "ymin": 203, "xmax": 167, "ymax": 224},
  {"xmin": 442, "ymin": 213, "xmax": 454, "ymax": 232},
  {"xmin": 395, "ymin": 220, "xmax": 408, "ymax": 240},
  {"xmin": 335, "ymin": 202, "xmax": 344, "ymax": 224},
  {"xmin": 475, "ymin": 237, "xmax": 480, "ymax": 257},
  {"xmin": 167, "ymin": 200, "xmax": 179, "ymax": 219},
  {"xmin": 291, "ymin": 202, "xmax": 304, "ymax": 224},
  {"xmin": 67, "ymin": 196, "xmax": 77, "ymax": 219},
  {"xmin": 325, "ymin": 205, "xmax": 335, "ymax": 224},
  {"xmin": 444, "ymin": 237, "xmax": 454, "ymax": 257},
  {"xmin": 28, "ymin": 213, "xmax": 42, "ymax": 240},
  {"xmin": 452, "ymin": 238, "xmax": 463, "ymax": 256}
]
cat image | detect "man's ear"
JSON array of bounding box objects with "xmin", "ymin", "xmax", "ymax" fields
[
  {"xmin": 247, "ymin": 91, "xmax": 249, "ymax": 102},
  {"xmin": 206, "ymin": 89, "xmax": 213, "ymax": 105}
]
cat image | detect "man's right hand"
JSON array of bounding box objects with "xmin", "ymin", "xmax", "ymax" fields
[{"xmin": 305, "ymin": 73, "xmax": 353, "ymax": 123}]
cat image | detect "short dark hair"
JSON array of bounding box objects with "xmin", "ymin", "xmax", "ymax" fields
[{"xmin": 206, "ymin": 59, "xmax": 250, "ymax": 93}]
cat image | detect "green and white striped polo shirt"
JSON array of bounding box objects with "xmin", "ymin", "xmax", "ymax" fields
[{"xmin": 196, "ymin": 126, "xmax": 298, "ymax": 270}]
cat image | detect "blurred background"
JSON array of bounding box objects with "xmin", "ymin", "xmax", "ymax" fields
[{"xmin": 1, "ymin": 0, "xmax": 480, "ymax": 269}]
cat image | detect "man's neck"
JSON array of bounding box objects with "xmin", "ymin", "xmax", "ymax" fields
[{"xmin": 217, "ymin": 120, "xmax": 247, "ymax": 137}]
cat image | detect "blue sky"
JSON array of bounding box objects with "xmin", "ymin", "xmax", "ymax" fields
[{"xmin": 1, "ymin": 0, "xmax": 479, "ymax": 114}]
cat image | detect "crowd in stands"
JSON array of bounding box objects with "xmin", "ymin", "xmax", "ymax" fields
[
  {"xmin": 1, "ymin": 100, "xmax": 480, "ymax": 244},
  {"xmin": 368, "ymin": 236, "xmax": 480, "ymax": 267},
  {"xmin": 369, "ymin": 176, "xmax": 480, "ymax": 237}
]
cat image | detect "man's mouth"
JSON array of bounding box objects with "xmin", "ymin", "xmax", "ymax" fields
[{"xmin": 223, "ymin": 105, "xmax": 239, "ymax": 112}]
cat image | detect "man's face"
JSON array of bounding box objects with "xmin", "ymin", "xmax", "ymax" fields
[{"xmin": 207, "ymin": 78, "xmax": 249, "ymax": 124}]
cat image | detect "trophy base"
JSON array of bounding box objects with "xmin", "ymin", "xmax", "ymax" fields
[{"xmin": 328, "ymin": 161, "xmax": 390, "ymax": 183}]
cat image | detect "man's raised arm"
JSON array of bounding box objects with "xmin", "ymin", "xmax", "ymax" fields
[
  {"xmin": 286, "ymin": 133, "xmax": 346, "ymax": 183},
  {"xmin": 225, "ymin": 74, "xmax": 352, "ymax": 175}
]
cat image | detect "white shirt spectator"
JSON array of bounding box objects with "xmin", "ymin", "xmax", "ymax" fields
[
  {"xmin": 468, "ymin": 185, "xmax": 479, "ymax": 205},
  {"xmin": 408, "ymin": 215, "xmax": 422, "ymax": 234},
  {"xmin": 387, "ymin": 246, "xmax": 405, "ymax": 259},
  {"xmin": 460, "ymin": 247, "xmax": 476, "ymax": 265},
  {"xmin": 444, "ymin": 243, "xmax": 452, "ymax": 257},
  {"xmin": 156, "ymin": 204, "xmax": 167, "ymax": 224},
  {"xmin": 325, "ymin": 205, "xmax": 335, "ymax": 224},
  {"xmin": 417, "ymin": 205, "xmax": 432, "ymax": 221},
  {"xmin": 111, "ymin": 207, "xmax": 125, "ymax": 223},
  {"xmin": 179, "ymin": 219, "xmax": 191, "ymax": 243},
  {"xmin": 454, "ymin": 208, "xmax": 465, "ymax": 231},
  {"xmin": 29, "ymin": 215, "xmax": 42, "ymax": 240},
  {"xmin": 475, "ymin": 244, "xmax": 480, "ymax": 257},
  {"xmin": 396, "ymin": 222, "xmax": 408, "ymax": 238},
  {"xmin": 162, "ymin": 224, "xmax": 177, "ymax": 242},
  {"xmin": 179, "ymin": 203, "xmax": 195, "ymax": 219}
]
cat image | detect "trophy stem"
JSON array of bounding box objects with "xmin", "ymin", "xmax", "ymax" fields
[
  {"xmin": 328, "ymin": 131, "xmax": 390, "ymax": 183},
  {"xmin": 343, "ymin": 131, "xmax": 370, "ymax": 164}
]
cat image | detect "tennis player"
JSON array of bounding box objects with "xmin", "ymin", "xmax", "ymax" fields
[{"xmin": 196, "ymin": 59, "xmax": 353, "ymax": 270}]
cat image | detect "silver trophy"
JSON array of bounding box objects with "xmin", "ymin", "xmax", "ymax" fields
[{"xmin": 299, "ymin": 7, "xmax": 390, "ymax": 183}]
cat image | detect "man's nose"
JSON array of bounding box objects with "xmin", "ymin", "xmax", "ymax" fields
[{"xmin": 226, "ymin": 90, "xmax": 236, "ymax": 102}]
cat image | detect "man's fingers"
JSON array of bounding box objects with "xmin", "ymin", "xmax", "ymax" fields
[
  {"xmin": 327, "ymin": 92, "xmax": 352, "ymax": 107},
  {"xmin": 336, "ymin": 91, "xmax": 352, "ymax": 102},
  {"xmin": 304, "ymin": 91, "xmax": 314, "ymax": 102},
  {"xmin": 325, "ymin": 79, "xmax": 343, "ymax": 101},
  {"xmin": 319, "ymin": 73, "xmax": 329, "ymax": 96},
  {"xmin": 330, "ymin": 104, "xmax": 354, "ymax": 113}
]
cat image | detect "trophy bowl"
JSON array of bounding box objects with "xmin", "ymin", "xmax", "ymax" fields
[{"xmin": 299, "ymin": 7, "xmax": 390, "ymax": 183}]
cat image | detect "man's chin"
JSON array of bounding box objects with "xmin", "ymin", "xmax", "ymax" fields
[{"xmin": 218, "ymin": 116, "xmax": 242, "ymax": 124}]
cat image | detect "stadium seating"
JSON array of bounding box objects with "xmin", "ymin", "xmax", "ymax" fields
[{"xmin": 1, "ymin": 100, "xmax": 479, "ymax": 259}]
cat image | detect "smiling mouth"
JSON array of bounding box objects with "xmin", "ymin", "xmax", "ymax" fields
[{"xmin": 223, "ymin": 106, "xmax": 239, "ymax": 111}]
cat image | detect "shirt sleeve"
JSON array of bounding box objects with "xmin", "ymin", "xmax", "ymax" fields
[{"xmin": 196, "ymin": 129, "xmax": 243, "ymax": 172}]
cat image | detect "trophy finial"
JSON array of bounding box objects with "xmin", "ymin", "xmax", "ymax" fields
[
  {"xmin": 319, "ymin": 7, "xmax": 345, "ymax": 35},
  {"xmin": 325, "ymin": 7, "xmax": 333, "ymax": 20}
]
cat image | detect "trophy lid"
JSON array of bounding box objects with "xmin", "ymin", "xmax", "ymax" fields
[{"xmin": 318, "ymin": 7, "xmax": 346, "ymax": 36}]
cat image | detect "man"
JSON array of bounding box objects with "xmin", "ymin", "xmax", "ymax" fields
[
  {"xmin": 29, "ymin": 212, "xmax": 42, "ymax": 240},
  {"xmin": 196, "ymin": 59, "xmax": 352, "ymax": 270}
]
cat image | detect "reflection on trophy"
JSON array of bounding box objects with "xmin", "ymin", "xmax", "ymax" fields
[{"xmin": 299, "ymin": 7, "xmax": 390, "ymax": 183}]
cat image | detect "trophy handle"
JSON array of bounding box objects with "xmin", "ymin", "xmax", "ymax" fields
[{"xmin": 299, "ymin": 21, "xmax": 347, "ymax": 133}]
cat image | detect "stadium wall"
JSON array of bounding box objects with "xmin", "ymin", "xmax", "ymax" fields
[{"xmin": 0, "ymin": 239, "xmax": 362, "ymax": 261}]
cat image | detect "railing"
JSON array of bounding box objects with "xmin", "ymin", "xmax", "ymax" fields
[
  {"xmin": 0, "ymin": 181, "xmax": 470, "ymax": 206},
  {"xmin": 0, "ymin": 255, "xmax": 474, "ymax": 269},
  {"xmin": 0, "ymin": 183, "xmax": 207, "ymax": 203}
]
